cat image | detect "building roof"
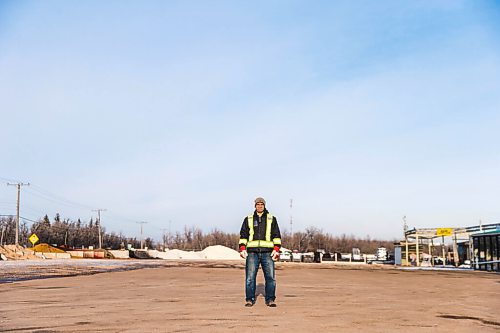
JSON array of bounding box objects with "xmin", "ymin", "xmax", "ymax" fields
[{"xmin": 471, "ymin": 229, "xmax": 500, "ymax": 237}]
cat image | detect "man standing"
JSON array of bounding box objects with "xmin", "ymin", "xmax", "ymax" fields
[{"xmin": 239, "ymin": 197, "xmax": 282, "ymax": 307}]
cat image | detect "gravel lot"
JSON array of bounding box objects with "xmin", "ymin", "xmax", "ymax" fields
[{"xmin": 1, "ymin": 260, "xmax": 499, "ymax": 332}]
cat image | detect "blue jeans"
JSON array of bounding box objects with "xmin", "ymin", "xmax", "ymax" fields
[{"xmin": 245, "ymin": 251, "xmax": 276, "ymax": 303}]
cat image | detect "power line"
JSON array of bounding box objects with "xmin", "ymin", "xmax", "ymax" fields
[
  {"xmin": 4, "ymin": 181, "xmax": 161, "ymax": 238},
  {"xmin": 26, "ymin": 184, "xmax": 95, "ymax": 210},
  {"xmin": 23, "ymin": 189, "xmax": 83, "ymax": 209},
  {"xmin": 0, "ymin": 176, "xmax": 21, "ymax": 183},
  {"xmin": 104, "ymin": 211, "xmax": 139, "ymax": 225},
  {"xmin": 10, "ymin": 183, "xmax": 99, "ymax": 223},
  {"xmin": 19, "ymin": 216, "xmax": 40, "ymax": 224}
]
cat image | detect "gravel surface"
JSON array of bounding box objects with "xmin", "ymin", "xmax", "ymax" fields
[
  {"xmin": 0, "ymin": 259, "xmax": 246, "ymax": 283},
  {"xmin": 1, "ymin": 263, "xmax": 498, "ymax": 332}
]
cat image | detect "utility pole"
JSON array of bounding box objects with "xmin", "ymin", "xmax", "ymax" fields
[
  {"xmin": 7, "ymin": 182, "xmax": 30, "ymax": 246},
  {"xmin": 290, "ymin": 199, "xmax": 293, "ymax": 236},
  {"xmin": 1, "ymin": 226, "xmax": 5, "ymax": 246},
  {"xmin": 92, "ymin": 209, "xmax": 107, "ymax": 249},
  {"xmin": 160, "ymin": 228, "xmax": 168, "ymax": 251},
  {"xmin": 403, "ymin": 215, "xmax": 409, "ymax": 266},
  {"xmin": 168, "ymin": 220, "xmax": 172, "ymax": 248},
  {"xmin": 137, "ymin": 221, "xmax": 148, "ymax": 249}
]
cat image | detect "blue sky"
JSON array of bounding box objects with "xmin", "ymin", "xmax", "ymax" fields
[{"xmin": 1, "ymin": 1, "xmax": 499, "ymax": 240}]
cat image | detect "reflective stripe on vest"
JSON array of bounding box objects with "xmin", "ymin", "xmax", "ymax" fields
[{"xmin": 247, "ymin": 214, "xmax": 274, "ymax": 248}]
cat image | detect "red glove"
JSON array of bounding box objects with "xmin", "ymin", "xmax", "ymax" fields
[
  {"xmin": 240, "ymin": 245, "xmax": 247, "ymax": 259},
  {"xmin": 271, "ymin": 250, "xmax": 280, "ymax": 261}
]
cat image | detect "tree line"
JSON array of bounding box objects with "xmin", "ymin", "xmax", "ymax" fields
[
  {"xmin": 0, "ymin": 215, "xmax": 150, "ymax": 250},
  {"xmin": 0, "ymin": 215, "xmax": 396, "ymax": 253}
]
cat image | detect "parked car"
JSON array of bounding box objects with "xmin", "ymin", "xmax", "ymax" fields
[
  {"xmin": 321, "ymin": 252, "xmax": 342, "ymax": 261},
  {"xmin": 279, "ymin": 249, "xmax": 292, "ymax": 262},
  {"xmin": 301, "ymin": 252, "xmax": 314, "ymax": 263},
  {"xmin": 352, "ymin": 248, "xmax": 362, "ymax": 261},
  {"xmin": 322, "ymin": 252, "xmax": 334, "ymax": 261},
  {"xmin": 291, "ymin": 251, "xmax": 302, "ymax": 262},
  {"xmin": 433, "ymin": 256, "xmax": 445, "ymax": 265}
]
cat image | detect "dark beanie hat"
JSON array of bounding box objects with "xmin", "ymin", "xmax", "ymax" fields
[{"xmin": 254, "ymin": 197, "xmax": 266, "ymax": 206}]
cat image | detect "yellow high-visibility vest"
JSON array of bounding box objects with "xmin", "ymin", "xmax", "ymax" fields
[{"xmin": 244, "ymin": 214, "xmax": 281, "ymax": 248}]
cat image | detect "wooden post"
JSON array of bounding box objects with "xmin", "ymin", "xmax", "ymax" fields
[
  {"xmin": 405, "ymin": 237, "xmax": 409, "ymax": 266},
  {"xmin": 430, "ymin": 238, "xmax": 434, "ymax": 266},
  {"xmin": 441, "ymin": 236, "xmax": 446, "ymax": 264},
  {"xmin": 453, "ymin": 232, "xmax": 459, "ymax": 267},
  {"xmin": 416, "ymin": 234, "xmax": 420, "ymax": 266}
]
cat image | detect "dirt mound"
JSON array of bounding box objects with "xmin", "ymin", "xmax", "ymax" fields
[
  {"xmin": 28, "ymin": 243, "xmax": 66, "ymax": 253},
  {"xmin": 0, "ymin": 245, "xmax": 40, "ymax": 260}
]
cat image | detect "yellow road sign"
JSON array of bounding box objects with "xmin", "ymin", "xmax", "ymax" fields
[
  {"xmin": 436, "ymin": 228, "xmax": 453, "ymax": 236},
  {"xmin": 29, "ymin": 233, "xmax": 39, "ymax": 245}
]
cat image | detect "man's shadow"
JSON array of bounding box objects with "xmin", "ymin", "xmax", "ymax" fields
[{"xmin": 255, "ymin": 283, "xmax": 265, "ymax": 299}]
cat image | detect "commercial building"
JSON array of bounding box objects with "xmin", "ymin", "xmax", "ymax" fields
[
  {"xmin": 471, "ymin": 230, "xmax": 499, "ymax": 272},
  {"xmin": 400, "ymin": 222, "xmax": 499, "ymax": 269}
]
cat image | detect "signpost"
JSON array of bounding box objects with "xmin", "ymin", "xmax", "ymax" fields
[
  {"xmin": 436, "ymin": 228, "xmax": 453, "ymax": 264},
  {"xmin": 436, "ymin": 228, "xmax": 453, "ymax": 237},
  {"xmin": 29, "ymin": 233, "xmax": 39, "ymax": 254}
]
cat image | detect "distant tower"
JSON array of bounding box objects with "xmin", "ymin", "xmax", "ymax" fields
[{"xmin": 290, "ymin": 198, "xmax": 293, "ymax": 236}]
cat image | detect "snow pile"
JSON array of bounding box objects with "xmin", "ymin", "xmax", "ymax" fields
[
  {"xmin": 146, "ymin": 250, "xmax": 162, "ymax": 259},
  {"xmin": 163, "ymin": 249, "xmax": 204, "ymax": 260},
  {"xmin": 200, "ymin": 245, "xmax": 242, "ymax": 260},
  {"xmin": 150, "ymin": 245, "xmax": 243, "ymax": 260}
]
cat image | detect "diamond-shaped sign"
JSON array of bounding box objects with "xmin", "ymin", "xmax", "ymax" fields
[{"xmin": 29, "ymin": 233, "xmax": 39, "ymax": 245}]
